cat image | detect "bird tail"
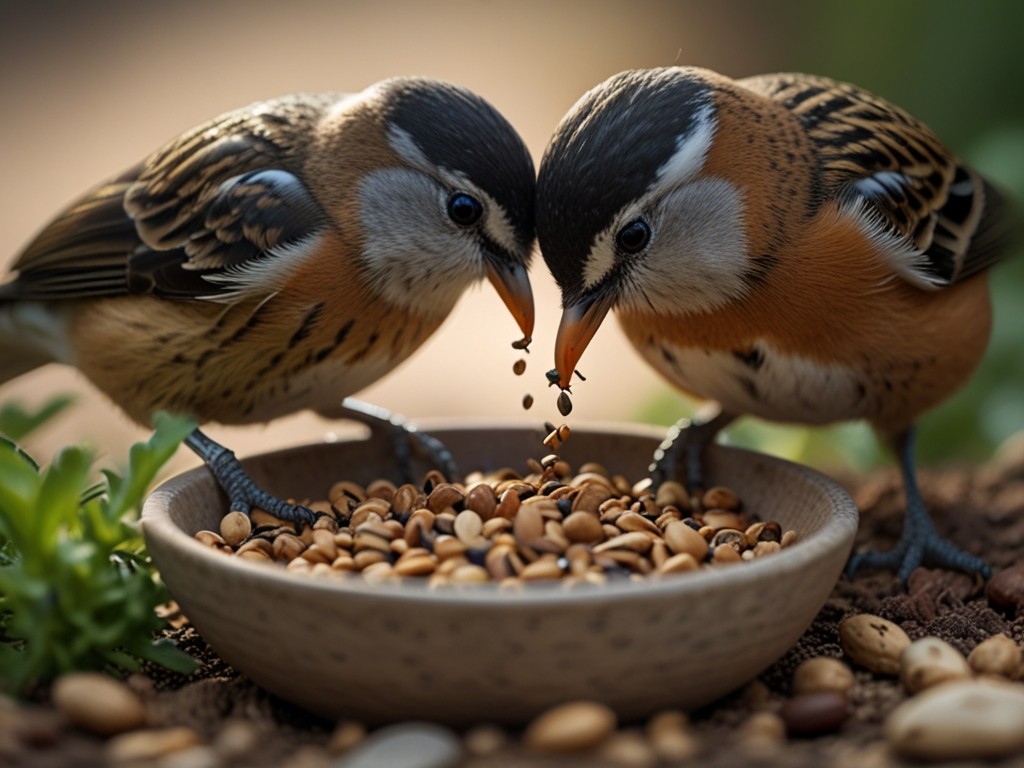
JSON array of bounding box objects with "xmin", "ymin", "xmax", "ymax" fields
[{"xmin": 0, "ymin": 300, "xmax": 70, "ymax": 385}]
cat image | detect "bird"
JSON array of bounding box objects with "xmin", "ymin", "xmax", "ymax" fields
[
  {"xmin": 0, "ymin": 77, "xmax": 536, "ymax": 525},
  {"xmin": 536, "ymin": 66, "xmax": 1014, "ymax": 583}
]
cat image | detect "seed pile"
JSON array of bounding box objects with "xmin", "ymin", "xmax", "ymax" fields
[{"xmin": 194, "ymin": 426, "xmax": 797, "ymax": 585}]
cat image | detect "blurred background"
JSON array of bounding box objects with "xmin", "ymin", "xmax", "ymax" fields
[{"xmin": 1, "ymin": 0, "xmax": 1022, "ymax": 478}]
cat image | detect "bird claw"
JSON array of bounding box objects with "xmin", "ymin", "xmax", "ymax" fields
[
  {"xmin": 846, "ymin": 525, "xmax": 991, "ymax": 584},
  {"xmin": 648, "ymin": 411, "xmax": 735, "ymax": 492},
  {"xmin": 185, "ymin": 428, "xmax": 315, "ymax": 527}
]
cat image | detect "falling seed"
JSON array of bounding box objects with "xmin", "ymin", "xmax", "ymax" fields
[
  {"xmin": 574, "ymin": 369, "xmax": 587, "ymax": 382},
  {"xmin": 512, "ymin": 336, "xmax": 532, "ymax": 351},
  {"xmin": 513, "ymin": 359, "xmax": 527, "ymax": 376},
  {"xmin": 546, "ymin": 369, "xmax": 561, "ymax": 386},
  {"xmin": 522, "ymin": 394, "xmax": 534, "ymax": 410},
  {"xmin": 557, "ymin": 390, "xmax": 573, "ymax": 416},
  {"xmin": 542, "ymin": 423, "xmax": 572, "ymax": 451}
]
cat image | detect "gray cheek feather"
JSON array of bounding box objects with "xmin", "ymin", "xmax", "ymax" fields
[{"xmin": 357, "ymin": 168, "xmax": 485, "ymax": 315}]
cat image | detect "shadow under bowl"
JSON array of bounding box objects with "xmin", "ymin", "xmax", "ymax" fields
[{"xmin": 141, "ymin": 421, "xmax": 858, "ymax": 726}]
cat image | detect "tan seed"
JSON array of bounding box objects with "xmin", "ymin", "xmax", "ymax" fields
[
  {"xmin": 514, "ymin": 503, "xmax": 545, "ymax": 541},
  {"xmin": 53, "ymin": 673, "xmax": 146, "ymax": 736},
  {"xmin": 703, "ymin": 510, "xmax": 744, "ymax": 530},
  {"xmin": 105, "ymin": 727, "xmax": 201, "ymax": 762},
  {"xmin": 426, "ymin": 484, "xmax": 464, "ymax": 514},
  {"xmin": 390, "ymin": 483, "xmax": 422, "ymax": 516},
  {"xmin": 482, "ymin": 517, "xmax": 512, "ymax": 538},
  {"xmin": 597, "ymin": 730, "xmax": 659, "ymax": 767},
  {"xmin": 236, "ymin": 538, "xmax": 272, "ymax": 557},
  {"xmin": 219, "ymin": 511, "xmax": 252, "ymax": 547},
  {"xmin": 454, "ymin": 509, "xmax": 486, "ymax": 546},
  {"xmin": 900, "ymin": 636, "xmax": 972, "ymax": 694},
  {"xmin": 520, "ymin": 557, "xmax": 564, "ymax": 581},
  {"xmin": 353, "ymin": 550, "xmax": 387, "ymax": 569},
  {"xmin": 593, "ymin": 531, "xmax": 653, "ymax": 554},
  {"xmin": 524, "ymin": 700, "xmax": 617, "ymax": 752},
  {"xmin": 712, "ymin": 545, "xmax": 742, "ymax": 564},
  {"xmin": 654, "ymin": 481, "xmax": 690, "ymax": 509},
  {"xmin": 496, "ymin": 488, "xmax": 521, "ymax": 519},
  {"xmin": 328, "ymin": 481, "xmax": 366, "ymax": 505},
  {"xmin": 968, "ymin": 633, "xmax": 1022, "ymax": 679},
  {"xmin": 839, "ymin": 613, "xmax": 911, "ymax": 676},
  {"xmin": 394, "ymin": 554, "xmax": 436, "ymax": 577},
  {"xmin": 658, "ymin": 552, "xmax": 699, "ymax": 575},
  {"xmin": 647, "ymin": 710, "xmax": 697, "ymax": 762},
  {"xmin": 781, "ymin": 529, "xmax": 798, "ymax": 547},
  {"xmin": 615, "ymin": 511, "xmax": 660, "ymax": 535},
  {"xmin": 195, "ymin": 530, "xmax": 226, "ymax": 548},
  {"xmin": 702, "ymin": 486, "xmax": 740, "ymax": 510},
  {"xmin": 450, "ymin": 564, "xmax": 490, "ymax": 583},
  {"xmin": 434, "ymin": 535, "xmax": 468, "ymax": 560},
  {"xmin": 562, "ymin": 511, "xmax": 604, "ymax": 544},
  {"xmin": 792, "ymin": 657, "xmax": 855, "ymax": 697}
]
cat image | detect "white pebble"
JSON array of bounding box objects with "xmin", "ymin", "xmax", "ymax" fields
[
  {"xmin": 333, "ymin": 723, "xmax": 461, "ymax": 768},
  {"xmin": 886, "ymin": 679, "xmax": 1024, "ymax": 760}
]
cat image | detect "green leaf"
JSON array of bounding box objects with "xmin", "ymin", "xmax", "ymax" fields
[{"xmin": 0, "ymin": 396, "xmax": 75, "ymax": 442}]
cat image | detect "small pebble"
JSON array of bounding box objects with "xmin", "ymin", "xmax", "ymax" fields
[
  {"xmin": 646, "ymin": 710, "xmax": 697, "ymax": 761},
  {"xmin": 333, "ymin": 723, "xmax": 461, "ymax": 768},
  {"xmin": 52, "ymin": 672, "xmax": 146, "ymax": 737},
  {"xmin": 327, "ymin": 721, "xmax": 367, "ymax": 754},
  {"xmin": 838, "ymin": 613, "xmax": 910, "ymax": 675},
  {"xmin": 986, "ymin": 562, "xmax": 1024, "ymax": 610},
  {"xmin": 213, "ymin": 719, "xmax": 260, "ymax": 759},
  {"xmin": 739, "ymin": 711, "xmax": 786, "ymax": 743},
  {"xmin": 780, "ymin": 692, "xmax": 848, "ymax": 737},
  {"xmin": 463, "ymin": 724, "xmax": 507, "ymax": 757},
  {"xmin": 968, "ymin": 633, "xmax": 1022, "ymax": 679},
  {"xmin": 900, "ymin": 636, "xmax": 971, "ymax": 694},
  {"xmin": 523, "ymin": 701, "xmax": 617, "ymax": 753},
  {"xmin": 885, "ymin": 678, "xmax": 1024, "ymax": 760},
  {"xmin": 596, "ymin": 729, "xmax": 659, "ymax": 767}
]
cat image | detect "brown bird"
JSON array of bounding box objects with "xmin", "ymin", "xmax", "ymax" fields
[
  {"xmin": 537, "ymin": 67, "xmax": 1013, "ymax": 582},
  {"xmin": 0, "ymin": 77, "xmax": 536, "ymax": 523}
]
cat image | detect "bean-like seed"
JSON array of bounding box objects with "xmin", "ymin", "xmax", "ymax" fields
[
  {"xmin": 557, "ymin": 391, "xmax": 573, "ymax": 416},
  {"xmin": 513, "ymin": 359, "xmax": 527, "ymax": 375}
]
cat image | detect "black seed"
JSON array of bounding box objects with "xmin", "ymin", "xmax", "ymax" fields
[{"xmin": 557, "ymin": 391, "xmax": 573, "ymax": 416}]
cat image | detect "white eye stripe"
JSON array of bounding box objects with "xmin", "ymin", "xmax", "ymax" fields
[{"xmin": 654, "ymin": 104, "xmax": 716, "ymax": 191}]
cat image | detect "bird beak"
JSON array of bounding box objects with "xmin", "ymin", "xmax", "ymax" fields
[
  {"xmin": 485, "ymin": 260, "xmax": 535, "ymax": 344},
  {"xmin": 554, "ymin": 292, "xmax": 614, "ymax": 389}
]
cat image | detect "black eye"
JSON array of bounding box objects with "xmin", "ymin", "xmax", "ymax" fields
[
  {"xmin": 447, "ymin": 193, "xmax": 483, "ymax": 226},
  {"xmin": 615, "ymin": 219, "xmax": 651, "ymax": 254}
]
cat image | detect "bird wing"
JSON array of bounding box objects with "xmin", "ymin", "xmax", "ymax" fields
[
  {"xmin": 3, "ymin": 94, "xmax": 336, "ymax": 301},
  {"xmin": 741, "ymin": 73, "xmax": 1011, "ymax": 289}
]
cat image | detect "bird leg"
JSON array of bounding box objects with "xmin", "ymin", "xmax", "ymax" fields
[
  {"xmin": 647, "ymin": 409, "xmax": 736, "ymax": 493},
  {"xmin": 185, "ymin": 428, "xmax": 315, "ymax": 526},
  {"xmin": 846, "ymin": 427, "xmax": 991, "ymax": 583},
  {"xmin": 333, "ymin": 398, "xmax": 460, "ymax": 483}
]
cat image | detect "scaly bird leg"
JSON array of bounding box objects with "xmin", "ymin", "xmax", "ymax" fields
[
  {"xmin": 185, "ymin": 428, "xmax": 315, "ymax": 525},
  {"xmin": 333, "ymin": 398, "xmax": 459, "ymax": 483},
  {"xmin": 846, "ymin": 427, "xmax": 990, "ymax": 583},
  {"xmin": 648, "ymin": 409, "xmax": 736, "ymax": 493}
]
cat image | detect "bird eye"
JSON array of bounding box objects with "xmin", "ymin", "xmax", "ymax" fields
[
  {"xmin": 615, "ymin": 219, "xmax": 651, "ymax": 254},
  {"xmin": 447, "ymin": 193, "xmax": 483, "ymax": 226}
]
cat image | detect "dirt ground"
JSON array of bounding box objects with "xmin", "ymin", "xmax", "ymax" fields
[{"xmin": 6, "ymin": 437, "xmax": 1024, "ymax": 768}]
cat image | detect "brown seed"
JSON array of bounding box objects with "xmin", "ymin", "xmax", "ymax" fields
[
  {"xmin": 513, "ymin": 358, "xmax": 527, "ymax": 375},
  {"xmin": 328, "ymin": 480, "xmax": 366, "ymax": 505},
  {"xmin": 426, "ymin": 484, "xmax": 464, "ymax": 514},
  {"xmin": 390, "ymin": 484, "xmax": 422, "ymax": 516},
  {"xmin": 702, "ymin": 486, "xmax": 740, "ymax": 510},
  {"xmin": 272, "ymin": 533, "xmax": 306, "ymax": 561},
  {"xmin": 703, "ymin": 510, "xmax": 744, "ymax": 530},
  {"xmin": 753, "ymin": 541, "xmax": 782, "ymax": 558},
  {"xmin": 654, "ymin": 481, "xmax": 690, "ymax": 509},
  {"xmin": 195, "ymin": 530, "xmax": 226, "ymax": 549},
  {"xmin": 327, "ymin": 721, "xmax": 367, "ymax": 755},
  {"xmin": 450, "ymin": 564, "xmax": 490, "ymax": 583},
  {"xmin": 663, "ymin": 520, "xmax": 709, "ymax": 561},
  {"xmin": 353, "ymin": 549, "xmax": 387, "ymax": 569},
  {"xmin": 597, "ymin": 730, "xmax": 659, "ymax": 767},
  {"xmin": 900, "ymin": 637, "xmax": 971, "ymax": 694},
  {"xmin": 464, "ymin": 483, "xmax": 498, "ymax": 520},
  {"xmin": 986, "ymin": 563, "xmax": 1024, "ymax": 610},
  {"xmin": 712, "ymin": 545, "xmax": 742, "ymax": 564},
  {"xmin": 434, "ymin": 535, "xmax": 468, "ymax": 560},
  {"xmin": 524, "ymin": 701, "xmax": 617, "ymax": 752},
  {"xmin": 557, "ymin": 390, "xmax": 573, "ymax": 416},
  {"xmin": 780, "ymin": 692, "xmax": 848, "ymax": 737},
  {"xmin": 647, "ymin": 710, "xmax": 697, "ymax": 762},
  {"xmin": 365, "ymin": 478, "xmax": 396, "ymax": 501},
  {"xmin": 781, "ymin": 529, "xmax": 798, "ymax": 548},
  {"xmin": 404, "ymin": 509, "xmax": 436, "ymax": 545},
  {"xmin": 522, "ymin": 394, "xmax": 534, "ymax": 410},
  {"xmin": 332, "ymin": 554, "xmax": 357, "ymax": 571},
  {"xmin": 105, "ymin": 727, "xmax": 202, "ymax": 763}
]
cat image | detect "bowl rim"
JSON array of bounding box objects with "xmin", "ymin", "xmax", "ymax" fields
[{"xmin": 141, "ymin": 420, "xmax": 859, "ymax": 606}]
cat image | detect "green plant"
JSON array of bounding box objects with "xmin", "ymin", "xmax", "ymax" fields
[{"xmin": 0, "ymin": 410, "xmax": 198, "ymax": 694}]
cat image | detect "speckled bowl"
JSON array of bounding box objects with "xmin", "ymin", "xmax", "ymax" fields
[{"xmin": 142, "ymin": 422, "xmax": 858, "ymax": 726}]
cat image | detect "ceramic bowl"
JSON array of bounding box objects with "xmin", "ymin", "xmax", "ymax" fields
[{"xmin": 141, "ymin": 421, "xmax": 858, "ymax": 726}]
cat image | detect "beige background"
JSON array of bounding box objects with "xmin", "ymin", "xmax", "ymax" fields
[{"xmin": 0, "ymin": 1, "xmax": 789, "ymax": 473}]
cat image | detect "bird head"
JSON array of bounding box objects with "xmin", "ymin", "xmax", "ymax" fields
[
  {"xmin": 336, "ymin": 77, "xmax": 536, "ymax": 344},
  {"xmin": 537, "ymin": 67, "xmax": 757, "ymax": 388}
]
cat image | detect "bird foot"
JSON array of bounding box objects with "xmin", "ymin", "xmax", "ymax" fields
[
  {"xmin": 846, "ymin": 523, "xmax": 991, "ymax": 584},
  {"xmin": 185, "ymin": 429, "xmax": 315, "ymax": 527},
  {"xmin": 648, "ymin": 411, "xmax": 735, "ymax": 492}
]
